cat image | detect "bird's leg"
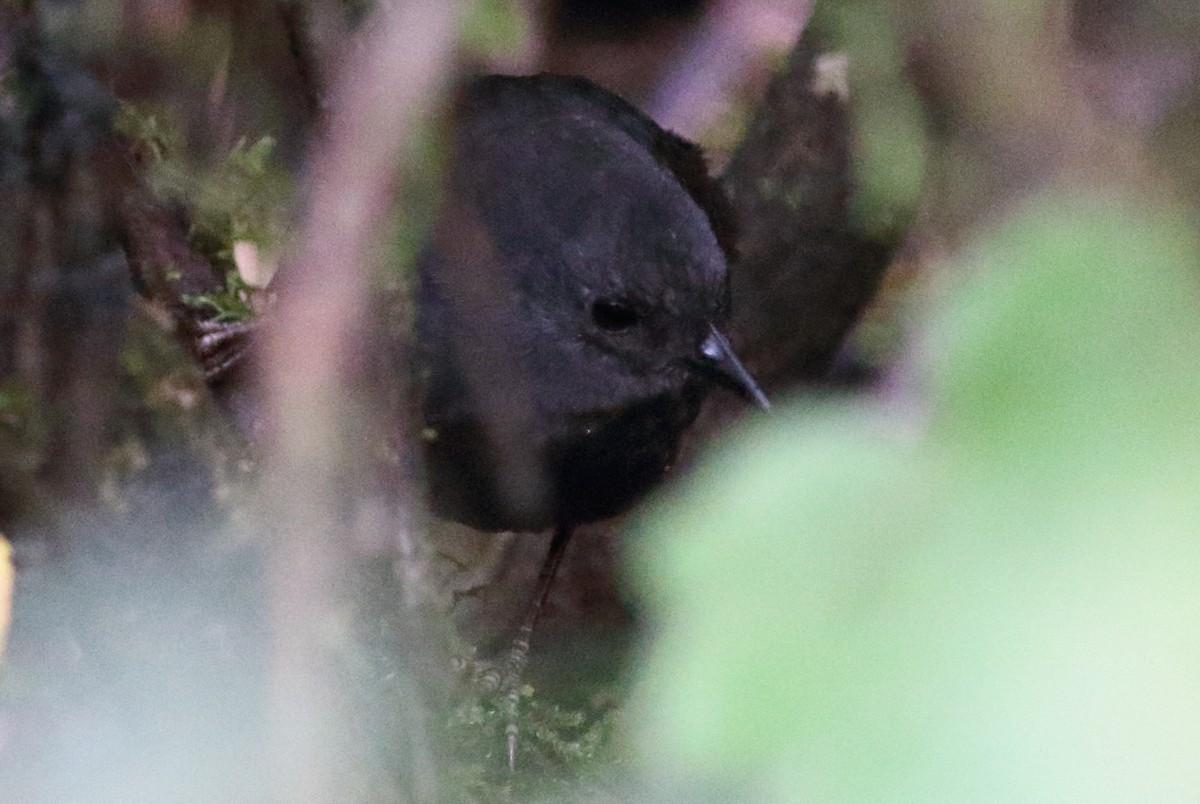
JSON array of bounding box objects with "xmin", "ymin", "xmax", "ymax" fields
[{"xmin": 502, "ymin": 524, "xmax": 573, "ymax": 772}]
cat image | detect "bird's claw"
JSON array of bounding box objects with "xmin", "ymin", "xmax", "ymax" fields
[{"xmin": 190, "ymin": 318, "xmax": 258, "ymax": 381}]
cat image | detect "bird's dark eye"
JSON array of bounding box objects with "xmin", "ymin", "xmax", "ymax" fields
[{"xmin": 590, "ymin": 298, "xmax": 641, "ymax": 332}]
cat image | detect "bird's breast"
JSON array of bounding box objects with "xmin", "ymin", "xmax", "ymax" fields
[{"xmin": 421, "ymin": 384, "xmax": 704, "ymax": 532}]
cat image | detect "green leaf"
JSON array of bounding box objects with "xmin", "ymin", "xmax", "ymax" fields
[
  {"xmin": 460, "ymin": 0, "xmax": 530, "ymax": 61},
  {"xmin": 628, "ymin": 189, "xmax": 1200, "ymax": 800}
]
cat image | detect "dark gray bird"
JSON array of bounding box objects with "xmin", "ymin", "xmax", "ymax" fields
[
  {"xmin": 418, "ymin": 74, "xmax": 767, "ymax": 536},
  {"xmin": 415, "ymin": 75, "xmax": 767, "ymax": 769},
  {"xmin": 184, "ymin": 75, "xmax": 765, "ymax": 529}
]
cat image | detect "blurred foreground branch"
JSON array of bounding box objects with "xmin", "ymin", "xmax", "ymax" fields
[{"xmin": 258, "ymin": 1, "xmax": 465, "ymax": 800}]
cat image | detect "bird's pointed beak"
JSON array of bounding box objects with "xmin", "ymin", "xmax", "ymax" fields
[{"xmin": 696, "ymin": 324, "xmax": 770, "ymax": 410}]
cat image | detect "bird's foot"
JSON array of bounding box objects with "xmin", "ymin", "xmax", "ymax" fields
[
  {"xmin": 449, "ymin": 526, "xmax": 573, "ymax": 771},
  {"xmin": 451, "ymin": 648, "xmax": 534, "ymax": 771},
  {"xmin": 191, "ymin": 317, "xmax": 257, "ymax": 381},
  {"xmin": 499, "ymin": 619, "xmax": 537, "ymax": 771}
]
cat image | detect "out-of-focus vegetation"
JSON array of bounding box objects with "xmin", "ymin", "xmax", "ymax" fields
[
  {"xmin": 625, "ymin": 1, "xmax": 1200, "ymax": 798},
  {"xmin": 116, "ymin": 104, "xmax": 291, "ymax": 318},
  {"xmin": 629, "ymin": 171, "xmax": 1200, "ymax": 799},
  {"xmin": 811, "ymin": 2, "xmax": 926, "ymax": 243}
]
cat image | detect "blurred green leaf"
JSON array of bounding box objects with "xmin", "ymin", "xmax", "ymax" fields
[
  {"xmin": 628, "ymin": 189, "xmax": 1200, "ymax": 800},
  {"xmin": 460, "ymin": 0, "xmax": 530, "ymax": 61}
]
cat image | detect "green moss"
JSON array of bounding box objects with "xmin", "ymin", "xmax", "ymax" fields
[
  {"xmin": 114, "ymin": 102, "xmax": 187, "ymax": 164},
  {"xmin": 440, "ymin": 680, "xmax": 622, "ymax": 802},
  {"xmin": 117, "ymin": 102, "xmax": 293, "ymax": 322},
  {"xmin": 182, "ymin": 268, "xmax": 258, "ymax": 323}
]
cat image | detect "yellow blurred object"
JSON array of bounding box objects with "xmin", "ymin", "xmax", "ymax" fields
[{"xmin": 0, "ymin": 536, "xmax": 11, "ymax": 661}]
